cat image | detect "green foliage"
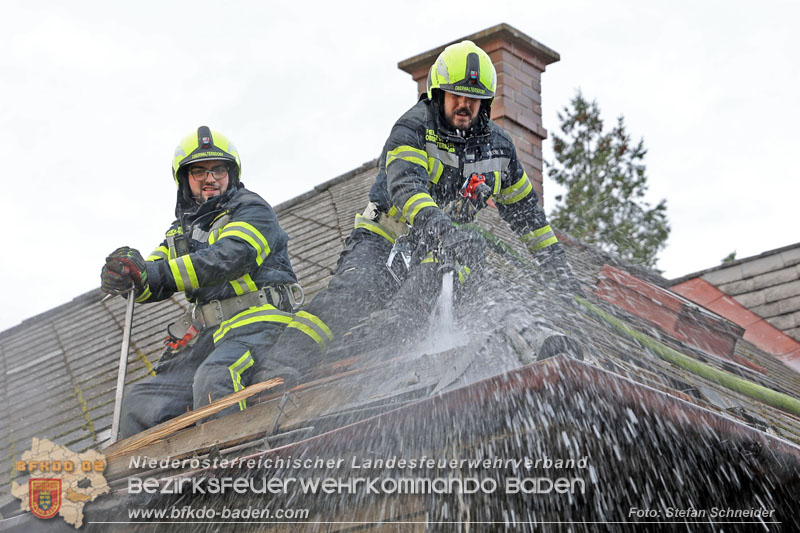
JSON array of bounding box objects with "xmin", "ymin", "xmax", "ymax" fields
[
  {"xmin": 547, "ymin": 90, "xmax": 670, "ymax": 269},
  {"xmin": 721, "ymin": 251, "xmax": 737, "ymax": 264}
]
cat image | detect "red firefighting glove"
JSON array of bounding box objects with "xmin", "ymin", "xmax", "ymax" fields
[{"xmin": 101, "ymin": 247, "xmax": 148, "ymax": 296}]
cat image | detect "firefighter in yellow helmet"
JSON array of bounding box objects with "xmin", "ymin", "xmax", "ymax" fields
[
  {"xmin": 100, "ymin": 126, "xmax": 302, "ymax": 438},
  {"xmin": 260, "ymin": 40, "xmax": 579, "ymax": 373}
]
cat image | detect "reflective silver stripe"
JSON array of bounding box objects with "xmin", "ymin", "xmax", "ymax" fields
[
  {"xmin": 386, "ymin": 148, "xmax": 428, "ymax": 169},
  {"xmin": 287, "ymin": 311, "xmax": 334, "ymax": 350},
  {"xmin": 525, "ymin": 231, "xmax": 555, "ymax": 249},
  {"xmin": 521, "ymin": 226, "xmax": 558, "ymax": 252},
  {"xmin": 207, "ymin": 214, "xmax": 231, "ymax": 245},
  {"xmin": 229, "ymin": 352, "xmax": 254, "ymax": 386},
  {"xmin": 425, "ymin": 142, "xmax": 458, "ymax": 167},
  {"xmin": 428, "ymin": 157, "xmax": 443, "ymax": 184},
  {"xmin": 228, "ymin": 351, "xmax": 255, "ymax": 410},
  {"xmin": 217, "ymin": 221, "xmax": 270, "ymax": 265},
  {"xmin": 495, "ymin": 172, "xmax": 533, "ymax": 205},
  {"xmin": 192, "ymin": 227, "xmax": 210, "ymax": 243},
  {"xmin": 166, "ymin": 234, "xmax": 177, "ymax": 260},
  {"xmin": 211, "ymin": 214, "xmax": 231, "ymax": 231},
  {"xmin": 213, "ymin": 306, "xmax": 293, "ymax": 343},
  {"xmin": 147, "ymin": 248, "xmax": 168, "ymax": 261},
  {"xmin": 403, "ymin": 194, "xmax": 438, "ymax": 226},
  {"xmin": 354, "ymin": 214, "xmax": 396, "ymax": 243},
  {"xmin": 463, "ymin": 157, "xmax": 510, "ymax": 176},
  {"xmin": 171, "ymin": 256, "xmax": 198, "ymax": 291},
  {"xmin": 229, "ymin": 277, "xmax": 251, "ymax": 296}
]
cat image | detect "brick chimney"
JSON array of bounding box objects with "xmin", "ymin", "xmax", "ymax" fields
[{"xmin": 398, "ymin": 23, "xmax": 559, "ymax": 207}]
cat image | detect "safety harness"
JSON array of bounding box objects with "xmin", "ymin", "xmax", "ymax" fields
[{"xmin": 164, "ymin": 283, "xmax": 304, "ymax": 351}]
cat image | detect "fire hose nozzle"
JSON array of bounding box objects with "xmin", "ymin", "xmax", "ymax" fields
[{"xmin": 436, "ymin": 252, "xmax": 457, "ymax": 274}]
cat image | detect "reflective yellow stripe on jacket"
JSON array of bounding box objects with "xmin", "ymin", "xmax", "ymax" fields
[
  {"xmin": 146, "ymin": 246, "xmax": 169, "ymax": 262},
  {"xmin": 169, "ymin": 255, "xmax": 199, "ymax": 292},
  {"xmin": 521, "ymin": 225, "xmax": 558, "ymax": 252},
  {"xmin": 386, "ymin": 145, "xmax": 428, "ymax": 170},
  {"xmin": 229, "ymin": 273, "xmax": 258, "ymax": 296},
  {"xmin": 428, "ymin": 156, "xmax": 444, "ymax": 184},
  {"xmin": 495, "ymin": 172, "xmax": 533, "ymax": 205},
  {"xmin": 402, "ymin": 193, "xmax": 438, "ymax": 226},
  {"xmin": 134, "ymin": 286, "xmax": 152, "ymax": 303},
  {"xmin": 354, "ymin": 214, "xmax": 396, "ymax": 244},
  {"xmin": 216, "ymin": 221, "xmax": 271, "ymax": 266}
]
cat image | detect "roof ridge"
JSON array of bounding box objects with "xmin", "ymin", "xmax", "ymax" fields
[
  {"xmin": 670, "ymin": 241, "xmax": 800, "ymax": 285},
  {"xmin": 274, "ymin": 159, "xmax": 378, "ymax": 215}
]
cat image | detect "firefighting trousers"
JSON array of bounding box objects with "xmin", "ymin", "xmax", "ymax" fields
[
  {"xmin": 265, "ymin": 228, "xmax": 398, "ymax": 369},
  {"xmin": 118, "ymin": 323, "xmax": 289, "ymax": 439}
]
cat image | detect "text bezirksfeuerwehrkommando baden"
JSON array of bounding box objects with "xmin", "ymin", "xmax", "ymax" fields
[{"xmin": 127, "ymin": 454, "xmax": 590, "ymax": 496}]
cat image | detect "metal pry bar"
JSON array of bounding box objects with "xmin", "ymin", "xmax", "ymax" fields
[{"xmin": 110, "ymin": 288, "xmax": 136, "ymax": 442}]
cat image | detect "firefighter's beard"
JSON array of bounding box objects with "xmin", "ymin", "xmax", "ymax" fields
[{"xmin": 445, "ymin": 106, "xmax": 477, "ymax": 131}]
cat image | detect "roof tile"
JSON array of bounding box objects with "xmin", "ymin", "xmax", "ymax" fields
[
  {"xmin": 701, "ymin": 264, "xmax": 744, "ymax": 286},
  {"xmin": 767, "ymin": 311, "xmax": 800, "ymax": 332},
  {"xmin": 670, "ymin": 277, "xmax": 718, "ymax": 306},
  {"xmin": 718, "ymin": 265, "xmax": 800, "ymax": 295},
  {"xmin": 743, "ymin": 321, "xmax": 800, "ymax": 355},
  {"xmin": 740, "ymin": 253, "xmax": 788, "ymax": 279},
  {"xmin": 779, "ymin": 246, "xmax": 800, "ymax": 266},
  {"xmin": 750, "ymin": 294, "xmax": 800, "ymax": 318},
  {"xmin": 732, "ymin": 290, "xmax": 767, "ymax": 309},
  {"xmin": 704, "ymin": 293, "xmax": 764, "ymax": 328}
]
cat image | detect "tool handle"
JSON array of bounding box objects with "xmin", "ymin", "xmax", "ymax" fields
[{"xmin": 109, "ymin": 289, "xmax": 135, "ymax": 443}]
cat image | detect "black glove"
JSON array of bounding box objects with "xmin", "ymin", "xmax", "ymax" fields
[
  {"xmin": 536, "ymin": 245, "xmax": 585, "ymax": 297},
  {"xmin": 101, "ymin": 247, "xmax": 148, "ymax": 296},
  {"xmin": 423, "ymin": 213, "xmax": 485, "ymax": 270}
]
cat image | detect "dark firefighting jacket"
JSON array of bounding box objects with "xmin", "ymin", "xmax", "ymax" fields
[
  {"xmin": 136, "ymin": 183, "xmax": 296, "ymax": 306},
  {"xmin": 367, "ymin": 95, "xmax": 562, "ymax": 261}
]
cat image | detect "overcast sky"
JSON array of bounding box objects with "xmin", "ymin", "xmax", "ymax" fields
[{"xmin": 2, "ymin": 0, "xmax": 798, "ymax": 332}]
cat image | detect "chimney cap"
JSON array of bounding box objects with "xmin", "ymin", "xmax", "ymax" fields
[{"xmin": 398, "ymin": 23, "xmax": 560, "ymax": 74}]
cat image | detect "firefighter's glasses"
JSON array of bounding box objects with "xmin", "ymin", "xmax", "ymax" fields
[{"xmin": 188, "ymin": 165, "xmax": 229, "ymax": 181}]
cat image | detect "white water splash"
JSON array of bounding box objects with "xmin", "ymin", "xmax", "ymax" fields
[
  {"xmin": 435, "ymin": 271, "xmax": 455, "ymax": 329},
  {"xmin": 415, "ymin": 271, "xmax": 468, "ymax": 355}
]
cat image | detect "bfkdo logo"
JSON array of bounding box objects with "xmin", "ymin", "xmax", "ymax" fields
[{"xmin": 29, "ymin": 478, "xmax": 62, "ymax": 519}]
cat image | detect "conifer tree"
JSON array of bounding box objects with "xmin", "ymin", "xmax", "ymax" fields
[{"xmin": 548, "ymin": 91, "xmax": 670, "ymax": 269}]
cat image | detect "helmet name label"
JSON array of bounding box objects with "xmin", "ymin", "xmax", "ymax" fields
[
  {"xmin": 191, "ymin": 151, "xmax": 225, "ymax": 160},
  {"xmin": 453, "ymin": 85, "xmax": 487, "ymax": 95}
]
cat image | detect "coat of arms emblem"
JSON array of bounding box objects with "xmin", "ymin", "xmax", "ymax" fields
[{"xmin": 29, "ymin": 478, "xmax": 61, "ymax": 519}]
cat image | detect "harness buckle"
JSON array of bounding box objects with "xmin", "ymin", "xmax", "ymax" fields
[
  {"xmin": 209, "ymin": 299, "xmax": 224, "ymax": 322},
  {"xmin": 287, "ymin": 283, "xmax": 305, "ymax": 311},
  {"xmin": 386, "ymin": 233, "xmax": 414, "ymax": 284}
]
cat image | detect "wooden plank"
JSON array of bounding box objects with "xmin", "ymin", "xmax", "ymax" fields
[{"xmin": 103, "ymin": 378, "xmax": 284, "ymax": 460}]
